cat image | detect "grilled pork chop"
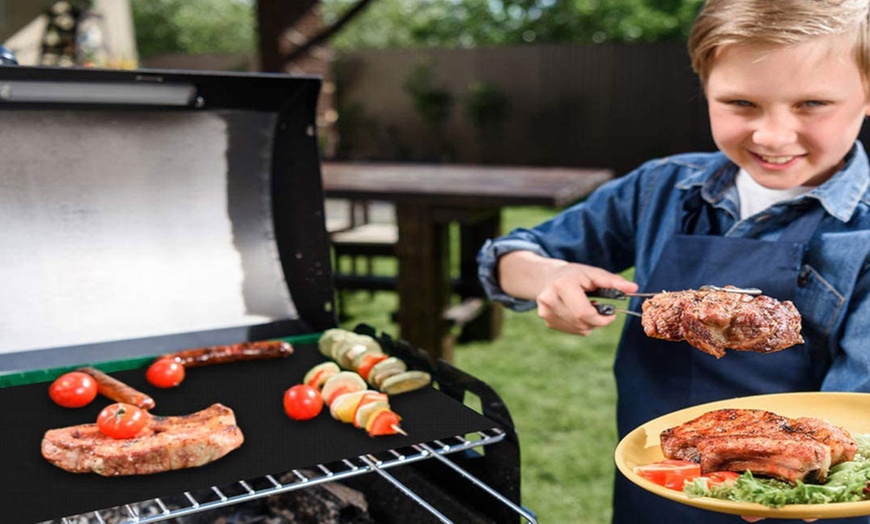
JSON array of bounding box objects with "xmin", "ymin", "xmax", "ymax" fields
[
  {"xmin": 660, "ymin": 408, "xmax": 856, "ymax": 484},
  {"xmin": 641, "ymin": 287, "xmax": 804, "ymax": 358},
  {"xmin": 41, "ymin": 403, "xmax": 244, "ymax": 476}
]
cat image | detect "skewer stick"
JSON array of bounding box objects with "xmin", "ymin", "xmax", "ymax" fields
[{"xmin": 392, "ymin": 424, "xmax": 408, "ymax": 436}]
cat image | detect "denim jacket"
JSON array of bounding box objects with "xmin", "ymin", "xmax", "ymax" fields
[{"xmin": 478, "ymin": 142, "xmax": 870, "ymax": 392}]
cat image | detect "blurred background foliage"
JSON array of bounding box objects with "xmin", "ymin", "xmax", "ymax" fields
[
  {"xmin": 323, "ymin": 0, "xmax": 705, "ymax": 48},
  {"xmin": 131, "ymin": 0, "xmax": 705, "ymax": 59},
  {"xmin": 131, "ymin": 0, "xmax": 257, "ymax": 58}
]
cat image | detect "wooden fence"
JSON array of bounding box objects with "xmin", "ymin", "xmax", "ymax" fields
[
  {"xmin": 331, "ymin": 42, "xmax": 715, "ymax": 177},
  {"xmin": 144, "ymin": 42, "xmax": 870, "ymax": 177}
]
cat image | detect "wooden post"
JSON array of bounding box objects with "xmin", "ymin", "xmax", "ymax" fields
[{"xmin": 394, "ymin": 203, "xmax": 452, "ymax": 362}]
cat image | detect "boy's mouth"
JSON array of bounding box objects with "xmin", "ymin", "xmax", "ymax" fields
[{"xmin": 758, "ymin": 154, "xmax": 797, "ymax": 165}]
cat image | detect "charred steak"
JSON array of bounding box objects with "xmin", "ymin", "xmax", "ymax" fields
[
  {"xmin": 41, "ymin": 403, "xmax": 244, "ymax": 476},
  {"xmin": 641, "ymin": 287, "xmax": 804, "ymax": 358},
  {"xmin": 660, "ymin": 408, "xmax": 857, "ymax": 484}
]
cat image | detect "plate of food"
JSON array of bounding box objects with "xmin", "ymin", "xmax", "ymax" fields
[{"xmin": 614, "ymin": 392, "xmax": 870, "ymax": 519}]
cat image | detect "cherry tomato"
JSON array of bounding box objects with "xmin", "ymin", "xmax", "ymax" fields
[
  {"xmin": 283, "ymin": 384, "xmax": 324, "ymax": 421},
  {"xmin": 146, "ymin": 358, "xmax": 186, "ymax": 388},
  {"xmin": 49, "ymin": 371, "xmax": 98, "ymax": 408},
  {"xmin": 96, "ymin": 403, "xmax": 150, "ymax": 439},
  {"xmin": 634, "ymin": 459, "xmax": 702, "ymax": 490}
]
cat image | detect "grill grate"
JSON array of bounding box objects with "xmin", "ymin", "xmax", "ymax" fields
[{"xmin": 46, "ymin": 428, "xmax": 536, "ymax": 524}]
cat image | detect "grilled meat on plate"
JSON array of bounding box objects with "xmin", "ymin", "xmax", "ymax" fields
[
  {"xmin": 41, "ymin": 403, "xmax": 244, "ymax": 476},
  {"xmin": 641, "ymin": 286, "xmax": 804, "ymax": 358},
  {"xmin": 660, "ymin": 408, "xmax": 857, "ymax": 484}
]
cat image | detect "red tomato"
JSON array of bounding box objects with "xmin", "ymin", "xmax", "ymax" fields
[
  {"xmin": 366, "ymin": 408, "xmax": 402, "ymax": 437},
  {"xmin": 49, "ymin": 371, "xmax": 98, "ymax": 408},
  {"xmin": 96, "ymin": 403, "xmax": 149, "ymax": 439},
  {"xmin": 634, "ymin": 460, "xmax": 702, "ymax": 490},
  {"xmin": 697, "ymin": 471, "xmax": 740, "ymax": 488},
  {"xmin": 356, "ymin": 354, "xmax": 388, "ymax": 381},
  {"xmin": 283, "ymin": 384, "xmax": 324, "ymax": 421},
  {"xmin": 146, "ymin": 358, "xmax": 186, "ymax": 388}
]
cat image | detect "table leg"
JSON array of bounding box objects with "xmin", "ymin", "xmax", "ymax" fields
[
  {"xmin": 394, "ymin": 204, "xmax": 452, "ymax": 362},
  {"xmin": 457, "ymin": 213, "xmax": 502, "ymax": 342}
]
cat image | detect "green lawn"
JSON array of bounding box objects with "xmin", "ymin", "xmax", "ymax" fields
[{"xmin": 336, "ymin": 206, "xmax": 625, "ymax": 524}]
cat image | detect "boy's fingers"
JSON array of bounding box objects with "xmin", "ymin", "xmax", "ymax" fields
[{"xmin": 581, "ymin": 267, "xmax": 638, "ymax": 294}]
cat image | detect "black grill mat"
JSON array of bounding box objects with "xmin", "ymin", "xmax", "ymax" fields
[{"xmin": 1, "ymin": 342, "xmax": 498, "ymax": 523}]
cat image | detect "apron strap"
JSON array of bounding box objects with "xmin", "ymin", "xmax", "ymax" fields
[
  {"xmin": 679, "ymin": 187, "xmax": 720, "ymax": 235},
  {"xmin": 778, "ymin": 201, "xmax": 826, "ymax": 244}
]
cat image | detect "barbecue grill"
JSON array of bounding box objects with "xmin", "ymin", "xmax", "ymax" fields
[{"xmin": 0, "ymin": 65, "xmax": 532, "ymax": 523}]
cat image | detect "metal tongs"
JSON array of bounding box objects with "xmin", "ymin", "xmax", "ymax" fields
[{"xmin": 589, "ymin": 285, "xmax": 762, "ymax": 318}]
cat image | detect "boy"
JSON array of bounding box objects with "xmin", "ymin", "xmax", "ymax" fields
[{"xmin": 477, "ymin": 1, "xmax": 870, "ymax": 522}]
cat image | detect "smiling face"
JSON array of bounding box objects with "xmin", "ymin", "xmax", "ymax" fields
[{"xmin": 705, "ymin": 33, "xmax": 870, "ymax": 189}]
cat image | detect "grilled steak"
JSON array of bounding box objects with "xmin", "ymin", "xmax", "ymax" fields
[
  {"xmin": 660, "ymin": 408, "xmax": 856, "ymax": 483},
  {"xmin": 790, "ymin": 416, "xmax": 858, "ymax": 466},
  {"xmin": 41, "ymin": 403, "xmax": 244, "ymax": 476},
  {"xmin": 641, "ymin": 287, "xmax": 804, "ymax": 358}
]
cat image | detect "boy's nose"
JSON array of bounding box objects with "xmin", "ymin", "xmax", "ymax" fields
[{"xmin": 752, "ymin": 112, "xmax": 798, "ymax": 149}]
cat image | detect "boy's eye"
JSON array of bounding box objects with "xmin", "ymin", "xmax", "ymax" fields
[
  {"xmin": 726, "ymin": 99, "xmax": 755, "ymax": 108},
  {"xmin": 798, "ymin": 100, "xmax": 828, "ymax": 108}
]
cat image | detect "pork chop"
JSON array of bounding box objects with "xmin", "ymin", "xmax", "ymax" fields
[
  {"xmin": 41, "ymin": 403, "xmax": 244, "ymax": 476},
  {"xmin": 641, "ymin": 287, "xmax": 804, "ymax": 358},
  {"xmin": 660, "ymin": 408, "xmax": 856, "ymax": 484}
]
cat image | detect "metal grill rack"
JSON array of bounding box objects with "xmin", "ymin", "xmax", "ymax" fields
[{"xmin": 46, "ymin": 428, "xmax": 537, "ymax": 524}]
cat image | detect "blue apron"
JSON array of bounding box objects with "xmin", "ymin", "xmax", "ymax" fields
[{"xmin": 611, "ymin": 189, "xmax": 864, "ymax": 523}]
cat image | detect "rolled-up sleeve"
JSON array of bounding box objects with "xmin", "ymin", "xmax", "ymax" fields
[
  {"xmin": 476, "ymin": 163, "xmax": 650, "ymax": 312},
  {"xmin": 476, "ymin": 235, "xmax": 553, "ymax": 311}
]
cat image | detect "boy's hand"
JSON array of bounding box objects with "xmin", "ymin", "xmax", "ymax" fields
[{"xmin": 533, "ymin": 262, "xmax": 638, "ymax": 336}]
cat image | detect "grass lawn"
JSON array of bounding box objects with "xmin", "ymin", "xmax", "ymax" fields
[{"xmin": 336, "ymin": 206, "xmax": 626, "ymax": 524}]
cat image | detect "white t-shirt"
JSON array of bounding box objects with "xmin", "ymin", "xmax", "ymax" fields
[{"xmin": 735, "ymin": 169, "xmax": 814, "ymax": 219}]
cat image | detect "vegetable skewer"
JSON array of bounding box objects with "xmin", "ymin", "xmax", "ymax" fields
[
  {"xmin": 318, "ymin": 328, "xmax": 432, "ymax": 394},
  {"xmin": 306, "ymin": 363, "xmax": 407, "ymax": 437}
]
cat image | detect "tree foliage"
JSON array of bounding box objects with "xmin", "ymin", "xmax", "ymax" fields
[
  {"xmin": 131, "ymin": 0, "xmax": 256, "ymax": 58},
  {"xmin": 130, "ymin": 0, "xmax": 706, "ymax": 59},
  {"xmin": 322, "ymin": 0, "xmax": 705, "ymax": 49}
]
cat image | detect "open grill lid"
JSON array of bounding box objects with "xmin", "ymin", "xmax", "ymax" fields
[{"xmin": 0, "ymin": 65, "xmax": 334, "ymax": 372}]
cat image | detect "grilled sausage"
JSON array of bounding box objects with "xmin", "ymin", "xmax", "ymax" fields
[
  {"xmin": 78, "ymin": 367, "xmax": 156, "ymax": 411},
  {"xmin": 166, "ymin": 340, "xmax": 293, "ymax": 368}
]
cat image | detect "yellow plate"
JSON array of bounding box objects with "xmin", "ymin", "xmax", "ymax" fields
[{"xmin": 614, "ymin": 392, "xmax": 870, "ymax": 519}]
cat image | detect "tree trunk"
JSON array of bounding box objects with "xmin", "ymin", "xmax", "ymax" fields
[{"xmin": 255, "ymin": 0, "xmax": 318, "ymax": 72}]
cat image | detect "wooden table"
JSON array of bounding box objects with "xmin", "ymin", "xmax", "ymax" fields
[{"xmin": 321, "ymin": 162, "xmax": 614, "ymax": 362}]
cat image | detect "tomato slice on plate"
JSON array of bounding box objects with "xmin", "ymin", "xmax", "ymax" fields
[
  {"xmin": 696, "ymin": 470, "xmax": 740, "ymax": 488},
  {"xmin": 634, "ymin": 460, "xmax": 701, "ymax": 490}
]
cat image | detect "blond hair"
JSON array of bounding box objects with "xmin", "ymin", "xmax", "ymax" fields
[{"xmin": 689, "ymin": 0, "xmax": 870, "ymax": 84}]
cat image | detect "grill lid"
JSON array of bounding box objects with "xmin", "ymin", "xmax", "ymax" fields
[{"xmin": 0, "ymin": 65, "xmax": 333, "ymax": 371}]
